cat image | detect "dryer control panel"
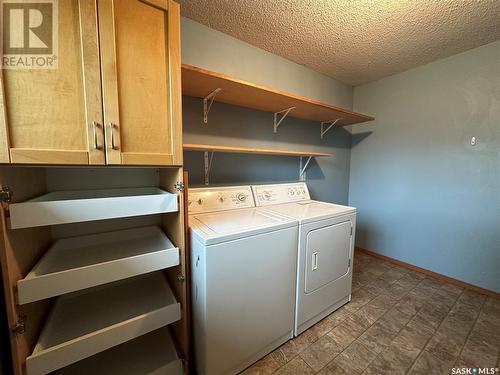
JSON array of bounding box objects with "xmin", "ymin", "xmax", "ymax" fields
[
  {"xmin": 188, "ymin": 186, "xmax": 254, "ymax": 214},
  {"xmin": 252, "ymin": 182, "xmax": 310, "ymax": 206}
]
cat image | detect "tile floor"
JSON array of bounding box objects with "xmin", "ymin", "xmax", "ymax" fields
[{"xmin": 242, "ymin": 251, "xmax": 500, "ymax": 374}]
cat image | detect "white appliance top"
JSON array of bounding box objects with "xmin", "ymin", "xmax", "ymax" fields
[
  {"xmin": 188, "ymin": 186, "xmax": 297, "ymax": 245},
  {"xmin": 258, "ymin": 201, "xmax": 355, "ymax": 223},
  {"xmin": 252, "ymin": 182, "xmax": 310, "ymax": 206},
  {"xmin": 188, "ymin": 186, "xmax": 254, "ymax": 214},
  {"xmin": 252, "ymin": 183, "xmax": 356, "ymax": 224}
]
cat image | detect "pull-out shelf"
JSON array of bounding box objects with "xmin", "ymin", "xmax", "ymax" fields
[
  {"xmin": 9, "ymin": 187, "xmax": 178, "ymax": 229},
  {"xmin": 17, "ymin": 226, "xmax": 179, "ymax": 304},
  {"xmin": 56, "ymin": 327, "xmax": 182, "ymax": 375},
  {"xmin": 26, "ymin": 273, "xmax": 181, "ymax": 375}
]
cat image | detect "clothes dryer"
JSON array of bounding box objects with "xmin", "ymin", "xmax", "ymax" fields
[{"xmin": 252, "ymin": 182, "xmax": 356, "ymax": 335}]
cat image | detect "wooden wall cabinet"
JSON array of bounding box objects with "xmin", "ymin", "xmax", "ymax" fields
[{"xmin": 0, "ymin": 0, "xmax": 182, "ymax": 166}]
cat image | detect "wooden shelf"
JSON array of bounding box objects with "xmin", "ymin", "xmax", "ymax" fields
[
  {"xmin": 56, "ymin": 327, "xmax": 182, "ymax": 375},
  {"xmin": 26, "ymin": 273, "xmax": 181, "ymax": 375},
  {"xmin": 17, "ymin": 226, "xmax": 179, "ymax": 305},
  {"xmin": 183, "ymin": 143, "xmax": 332, "ymax": 157},
  {"xmin": 9, "ymin": 187, "xmax": 178, "ymax": 229},
  {"xmin": 182, "ymin": 64, "xmax": 374, "ymax": 126}
]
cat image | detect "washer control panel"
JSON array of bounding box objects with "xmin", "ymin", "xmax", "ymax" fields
[
  {"xmin": 252, "ymin": 182, "xmax": 310, "ymax": 206},
  {"xmin": 188, "ymin": 186, "xmax": 254, "ymax": 214}
]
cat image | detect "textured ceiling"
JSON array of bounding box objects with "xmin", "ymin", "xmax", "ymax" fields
[{"xmin": 179, "ymin": 0, "xmax": 500, "ymax": 86}]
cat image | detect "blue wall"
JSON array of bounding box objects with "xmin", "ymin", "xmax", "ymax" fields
[
  {"xmin": 181, "ymin": 18, "xmax": 354, "ymax": 204},
  {"xmin": 350, "ymin": 41, "xmax": 500, "ymax": 292},
  {"xmin": 182, "ymin": 18, "xmax": 500, "ymax": 292},
  {"xmin": 183, "ymin": 96, "xmax": 352, "ymax": 205},
  {"xmin": 181, "ymin": 18, "xmax": 353, "ymax": 108}
]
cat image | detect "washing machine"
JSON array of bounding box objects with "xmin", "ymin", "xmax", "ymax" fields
[
  {"xmin": 252, "ymin": 182, "xmax": 356, "ymax": 335},
  {"xmin": 189, "ymin": 186, "xmax": 298, "ymax": 375}
]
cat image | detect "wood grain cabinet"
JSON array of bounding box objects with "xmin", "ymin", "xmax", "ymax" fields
[
  {"xmin": 0, "ymin": 167, "xmax": 190, "ymax": 374},
  {"xmin": 0, "ymin": 0, "xmax": 182, "ymax": 166}
]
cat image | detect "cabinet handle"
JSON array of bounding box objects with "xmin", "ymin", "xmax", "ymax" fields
[
  {"xmin": 108, "ymin": 122, "xmax": 118, "ymax": 150},
  {"xmin": 91, "ymin": 121, "xmax": 102, "ymax": 150}
]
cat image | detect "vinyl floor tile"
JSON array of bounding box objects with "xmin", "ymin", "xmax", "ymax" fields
[{"xmin": 245, "ymin": 253, "xmax": 499, "ymax": 375}]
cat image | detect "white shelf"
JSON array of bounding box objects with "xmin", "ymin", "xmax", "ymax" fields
[
  {"xmin": 56, "ymin": 327, "xmax": 182, "ymax": 375},
  {"xmin": 17, "ymin": 226, "xmax": 179, "ymax": 305},
  {"xmin": 9, "ymin": 187, "xmax": 178, "ymax": 229},
  {"xmin": 26, "ymin": 273, "xmax": 181, "ymax": 375}
]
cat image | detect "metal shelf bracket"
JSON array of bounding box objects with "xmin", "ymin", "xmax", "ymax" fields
[
  {"xmin": 274, "ymin": 107, "xmax": 295, "ymax": 133},
  {"xmin": 320, "ymin": 118, "xmax": 342, "ymax": 139},
  {"xmin": 203, "ymin": 151, "xmax": 215, "ymax": 185},
  {"xmin": 203, "ymin": 88, "xmax": 222, "ymax": 124},
  {"xmin": 299, "ymin": 156, "xmax": 313, "ymax": 181}
]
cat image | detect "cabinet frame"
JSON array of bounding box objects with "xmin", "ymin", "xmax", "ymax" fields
[
  {"xmin": 0, "ymin": 166, "xmax": 189, "ymax": 375},
  {"xmin": 0, "ymin": 168, "xmax": 53, "ymax": 375}
]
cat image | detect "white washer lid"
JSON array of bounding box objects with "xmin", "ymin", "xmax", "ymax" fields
[
  {"xmin": 258, "ymin": 200, "xmax": 356, "ymax": 224},
  {"xmin": 190, "ymin": 207, "xmax": 297, "ymax": 245}
]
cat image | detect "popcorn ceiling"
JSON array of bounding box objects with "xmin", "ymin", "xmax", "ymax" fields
[{"xmin": 179, "ymin": 0, "xmax": 500, "ymax": 86}]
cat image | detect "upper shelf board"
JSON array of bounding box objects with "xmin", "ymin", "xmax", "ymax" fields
[
  {"xmin": 183, "ymin": 144, "xmax": 332, "ymax": 157},
  {"xmin": 181, "ymin": 64, "xmax": 374, "ymax": 126}
]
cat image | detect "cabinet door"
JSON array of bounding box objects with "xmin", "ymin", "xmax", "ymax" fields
[
  {"xmin": 0, "ymin": 1, "xmax": 105, "ymax": 165},
  {"xmin": 98, "ymin": 0, "xmax": 183, "ymax": 166}
]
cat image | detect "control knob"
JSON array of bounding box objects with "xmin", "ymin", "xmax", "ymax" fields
[
  {"xmin": 262, "ymin": 191, "xmax": 271, "ymax": 200},
  {"xmin": 236, "ymin": 193, "xmax": 247, "ymax": 202}
]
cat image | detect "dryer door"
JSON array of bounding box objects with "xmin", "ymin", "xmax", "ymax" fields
[{"xmin": 305, "ymin": 221, "xmax": 351, "ymax": 293}]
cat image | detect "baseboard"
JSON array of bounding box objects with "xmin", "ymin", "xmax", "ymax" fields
[{"xmin": 355, "ymin": 247, "xmax": 499, "ymax": 300}]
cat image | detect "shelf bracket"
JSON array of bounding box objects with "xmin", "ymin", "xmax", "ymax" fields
[
  {"xmin": 320, "ymin": 118, "xmax": 342, "ymax": 139},
  {"xmin": 274, "ymin": 107, "xmax": 295, "ymax": 133},
  {"xmin": 203, "ymin": 151, "xmax": 215, "ymax": 185},
  {"xmin": 203, "ymin": 88, "xmax": 222, "ymax": 124},
  {"xmin": 299, "ymin": 156, "xmax": 313, "ymax": 181}
]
